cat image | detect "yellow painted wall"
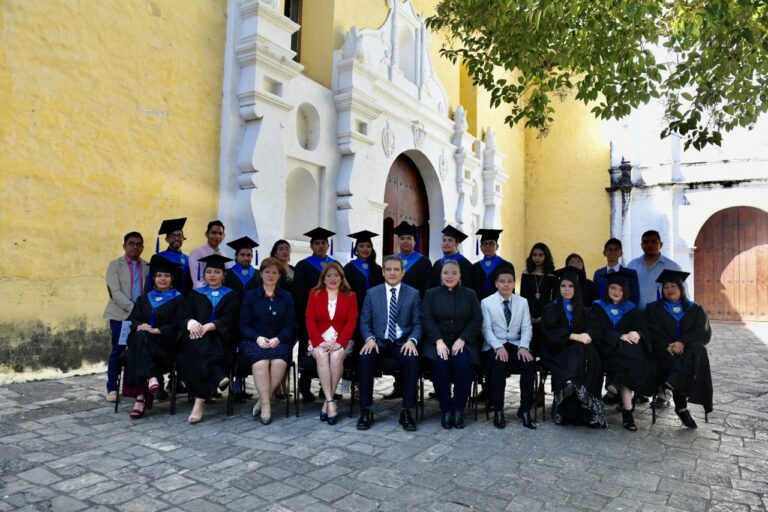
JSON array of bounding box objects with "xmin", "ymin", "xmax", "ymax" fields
[{"xmin": 0, "ymin": 0, "xmax": 227, "ymax": 374}]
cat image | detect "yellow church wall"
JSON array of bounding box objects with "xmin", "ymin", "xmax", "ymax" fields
[
  {"xmin": 0, "ymin": 0, "xmax": 226, "ymax": 377},
  {"xmin": 524, "ymin": 96, "xmax": 611, "ymax": 276}
]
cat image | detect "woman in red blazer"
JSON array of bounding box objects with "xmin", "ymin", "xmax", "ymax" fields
[{"xmin": 306, "ymin": 261, "xmax": 358, "ymax": 424}]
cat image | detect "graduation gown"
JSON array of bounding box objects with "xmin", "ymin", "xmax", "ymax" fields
[
  {"xmin": 124, "ymin": 292, "xmax": 183, "ymax": 387},
  {"xmin": 176, "ymin": 288, "xmax": 239, "ymax": 399},
  {"xmin": 420, "ymin": 285, "xmax": 483, "ymax": 365},
  {"xmin": 520, "ymin": 272, "xmax": 557, "ymax": 356},
  {"xmin": 278, "ymin": 264, "xmax": 295, "ymax": 293},
  {"xmin": 471, "ymin": 256, "xmax": 513, "ymax": 301},
  {"xmin": 431, "ymin": 254, "xmax": 474, "ymax": 289},
  {"xmin": 541, "ymin": 301, "xmax": 605, "ymax": 426},
  {"xmin": 400, "ymin": 252, "xmax": 431, "ymax": 298},
  {"xmin": 343, "ymin": 259, "xmax": 384, "ymax": 356},
  {"xmin": 645, "ymin": 300, "xmax": 713, "ymax": 413},
  {"xmin": 589, "ymin": 301, "xmax": 657, "ymax": 396},
  {"xmin": 223, "ymin": 265, "xmax": 261, "ymax": 296},
  {"xmin": 154, "ymin": 249, "xmax": 194, "ymax": 295}
]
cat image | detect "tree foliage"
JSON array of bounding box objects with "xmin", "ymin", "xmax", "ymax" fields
[{"xmin": 426, "ymin": 0, "xmax": 768, "ymax": 150}]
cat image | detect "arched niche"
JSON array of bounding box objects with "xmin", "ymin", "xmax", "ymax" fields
[{"xmin": 285, "ymin": 167, "xmax": 319, "ymax": 239}]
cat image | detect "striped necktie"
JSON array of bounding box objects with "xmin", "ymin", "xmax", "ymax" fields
[
  {"xmin": 503, "ymin": 299, "xmax": 511, "ymax": 326},
  {"xmin": 387, "ymin": 287, "xmax": 398, "ymax": 340}
]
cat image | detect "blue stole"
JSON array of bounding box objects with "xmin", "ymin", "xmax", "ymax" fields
[
  {"xmin": 351, "ymin": 258, "xmax": 372, "ymax": 289},
  {"xmin": 195, "ymin": 286, "xmax": 233, "ymax": 322},
  {"xmin": 231, "ymin": 263, "xmax": 256, "ymax": 286},
  {"xmin": 398, "ymin": 252, "xmax": 423, "ymax": 273},
  {"xmin": 663, "ymin": 300, "xmax": 689, "ymax": 338},
  {"xmin": 147, "ymin": 289, "xmax": 181, "ymax": 326},
  {"xmin": 562, "ymin": 299, "xmax": 574, "ymax": 332},
  {"xmin": 597, "ymin": 299, "xmax": 636, "ymax": 328},
  {"xmin": 306, "ymin": 255, "xmax": 333, "ymax": 272},
  {"xmin": 158, "ymin": 249, "xmax": 190, "ymax": 293},
  {"xmin": 440, "ymin": 252, "xmax": 466, "ymax": 266},
  {"xmin": 479, "ymin": 256, "xmax": 504, "ymax": 292}
]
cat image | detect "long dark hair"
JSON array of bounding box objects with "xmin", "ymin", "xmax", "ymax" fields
[
  {"xmin": 602, "ymin": 280, "xmax": 630, "ymax": 305},
  {"xmin": 662, "ymin": 279, "xmax": 690, "ymax": 309},
  {"xmin": 353, "ymin": 240, "xmax": 378, "ymax": 265},
  {"xmin": 270, "ymin": 239, "xmax": 290, "ymax": 258},
  {"xmin": 526, "ymin": 242, "xmax": 555, "ymax": 274},
  {"xmin": 564, "ymin": 253, "xmax": 588, "ymax": 278},
  {"xmin": 558, "ymin": 274, "xmax": 587, "ymax": 331}
]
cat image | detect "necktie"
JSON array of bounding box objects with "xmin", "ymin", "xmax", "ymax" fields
[
  {"xmin": 387, "ymin": 287, "xmax": 398, "ymax": 340},
  {"xmin": 608, "ymin": 268, "xmax": 616, "ymax": 274},
  {"xmin": 131, "ymin": 260, "xmax": 141, "ymax": 301},
  {"xmin": 503, "ymin": 299, "xmax": 511, "ymax": 326}
]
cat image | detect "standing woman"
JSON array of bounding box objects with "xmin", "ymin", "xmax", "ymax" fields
[
  {"xmin": 305, "ymin": 262, "xmax": 358, "ymax": 425},
  {"xmin": 645, "ymin": 270, "xmax": 712, "ymax": 429},
  {"xmin": 541, "ymin": 269, "xmax": 606, "ymax": 428},
  {"xmin": 520, "ymin": 243, "xmax": 557, "ymax": 356},
  {"xmin": 177, "ymin": 254, "xmax": 239, "ymax": 424},
  {"xmin": 270, "ymin": 239, "xmax": 295, "ymax": 292},
  {"xmin": 123, "ymin": 255, "xmax": 184, "ymax": 419},
  {"xmin": 343, "ymin": 231, "xmax": 384, "ymax": 348},
  {"xmin": 589, "ymin": 270, "xmax": 656, "ymax": 431},
  {"xmin": 421, "ymin": 259, "xmax": 483, "ymax": 429},
  {"xmin": 563, "ymin": 253, "xmax": 600, "ymax": 305},
  {"xmin": 239, "ymin": 257, "xmax": 295, "ymax": 424}
]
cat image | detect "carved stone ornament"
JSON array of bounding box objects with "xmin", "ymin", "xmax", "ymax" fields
[
  {"xmin": 341, "ymin": 26, "xmax": 365, "ymax": 63},
  {"xmin": 438, "ymin": 148, "xmax": 448, "ymax": 180},
  {"xmin": 454, "ymin": 105, "xmax": 467, "ymax": 133},
  {"xmin": 412, "ymin": 120, "xmax": 425, "ymax": 149},
  {"xmin": 382, "ymin": 120, "xmax": 395, "ymax": 157}
]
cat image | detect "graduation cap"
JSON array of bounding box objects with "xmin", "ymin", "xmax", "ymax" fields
[
  {"xmin": 198, "ymin": 253, "xmax": 233, "ymax": 270},
  {"xmin": 393, "ymin": 221, "xmax": 417, "ymax": 238},
  {"xmin": 156, "ymin": 217, "xmax": 187, "ymax": 253},
  {"xmin": 554, "ymin": 266, "xmax": 582, "ymax": 283},
  {"xmin": 227, "ymin": 236, "xmax": 260, "ymax": 265},
  {"xmin": 149, "ymin": 254, "xmax": 178, "ymax": 275},
  {"xmin": 475, "ymin": 228, "xmax": 503, "ymax": 255},
  {"xmin": 441, "ymin": 225, "xmax": 468, "ymax": 243},
  {"xmin": 348, "ymin": 230, "xmax": 379, "ymax": 257},
  {"xmin": 303, "ymin": 227, "xmax": 336, "ymax": 255},
  {"xmin": 603, "ymin": 268, "xmax": 635, "ymax": 287},
  {"xmin": 655, "ymin": 269, "xmax": 690, "ymax": 284}
]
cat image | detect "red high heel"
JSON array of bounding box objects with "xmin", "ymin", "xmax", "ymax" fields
[
  {"xmin": 148, "ymin": 377, "xmax": 160, "ymax": 394},
  {"xmin": 130, "ymin": 399, "xmax": 146, "ymax": 419}
]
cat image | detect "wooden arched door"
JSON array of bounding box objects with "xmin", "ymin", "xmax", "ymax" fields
[
  {"xmin": 383, "ymin": 154, "xmax": 429, "ymax": 256},
  {"xmin": 694, "ymin": 206, "xmax": 768, "ymax": 321}
]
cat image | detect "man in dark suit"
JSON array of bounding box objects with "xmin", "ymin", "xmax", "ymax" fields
[
  {"xmin": 593, "ymin": 238, "xmax": 640, "ymax": 305},
  {"xmin": 357, "ymin": 255, "xmax": 422, "ymax": 431}
]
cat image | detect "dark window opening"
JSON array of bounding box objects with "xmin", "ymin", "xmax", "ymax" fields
[{"xmin": 284, "ymin": 0, "xmax": 302, "ymax": 62}]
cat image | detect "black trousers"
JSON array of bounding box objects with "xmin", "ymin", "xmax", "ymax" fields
[
  {"xmin": 358, "ymin": 343, "xmax": 419, "ymax": 410},
  {"xmin": 484, "ymin": 344, "xmax": 536, "ymax": 413}
]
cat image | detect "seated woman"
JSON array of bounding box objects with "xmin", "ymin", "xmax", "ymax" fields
[
  {"xmin": 306, "ymin": 262, "xmax": 358, "ymax": 425},
  {"xmin": 239, "ymin": 257, "xmax": 295, "ymax": 425},
  {"xmin": 645, "ymin": 269, "xmax": 712, "ymax": 429},
  {"xmin": 541, "ymin": 269, "xmax": 606, "ymax": 428},
  {"xmin": 589, "ymin": 270, "xmax": 656, "ymax": 431},
  {"xmin": 176, "ymin": 254, "xmax": 239, "ymax": 424},
  {"xmin": 123, "ymin": 255, "xmax": 184, "ymax": 419},
  {"xmin": 421, "ymin": 259, "xmax": 482, "ymax": 430}
]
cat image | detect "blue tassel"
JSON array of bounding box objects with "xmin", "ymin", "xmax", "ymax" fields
[
  {"xmin": 254, "ymin": 249, "xmax": 259, "ymax": 266},
  {"xmin": 350, "ymin": 242, "xmax": 355, "ymax": 258},
  {"xmin": 414, "ymin": 231, "xmax": 420, "ymax": 253},
  {"xmin": 197, "ymin": 263, "xmax": 201, "ymax": 281},
  {"xmin": 155, "ymin": 236, "xmax": 160, "ymax": 254},
  {"xmin": 330, "ymin": 238, "xmax": 334, "ymax": 256},
  {"xmin": 475, "ymin": 238, "xmax": 479, "ymax": 256}
]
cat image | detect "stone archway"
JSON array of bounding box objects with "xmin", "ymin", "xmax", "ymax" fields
[
  {"xmin": 694, "ymin": 206, "xmax": 768, "ymax": 321},
  {"xmin": 383, "ymin": 154, "xmax": 429, "ymax": 255}
]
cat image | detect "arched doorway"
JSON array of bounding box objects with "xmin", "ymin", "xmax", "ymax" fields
[
  {"xmin": 383, "ymin": 154, "xmax": 429, "ymax": 256},
  {"xmin": 694, "ymin": 206, "xmax": 768, "ymax": 321}
]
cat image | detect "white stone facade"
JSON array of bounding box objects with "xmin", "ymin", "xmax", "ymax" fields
[{"xmin": 218, "ymin": 0, "xmax": 507, "ymax": 263}]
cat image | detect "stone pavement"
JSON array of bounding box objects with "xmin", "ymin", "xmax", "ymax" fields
[{"xmin": 1, "ymin": 322, "xmax": 767, "ymax": 512}]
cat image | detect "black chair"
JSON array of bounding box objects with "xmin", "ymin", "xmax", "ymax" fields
[{"xmin": 296, "ymin": 352, "xmax": 356, "ymax": 418}]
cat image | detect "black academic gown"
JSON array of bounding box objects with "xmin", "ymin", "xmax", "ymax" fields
[
  {"xmin": 420, "ymin": 285, "xmax": 483, "ymax": 365},
  {"xmin": 278, "ymin": 264, "xmax": 295, "ymax": 293},
  {"xmin": 344, "ymin": 259, "xmax": 384, "ymax": 357},
  {"xmin": 471, "ymin": 257, "xmax": 514, "ymax": 301},
  {"xmin": 124, "ymin": 294, "xmax": 183, "ymax": 387},
  {"xmin": 155, "ymin": 249, "xmax": 194, "ymax": 295},
  {"xmin": 589, "ymin": 302, "xmax": 657, "ymax": 396},
  {"xmin": 401, "ymin": 254, "xmax": 432, "ymax": 298},
  {"xmin": 223, "ymin": 268, "xmax": 261, "ymax": 297},
  {"xmin": 431, "ymin": 255, "xmax": 475, "ymax": 289},
  {"xmin": 520, "ymin": 272, "xmax": 557, "ymax": 357},
  {"xmin": 176, "ymin": 289, "xmax": 239, "ymax": 399},
  {"xmin": 645, "ymin": 300, "xmax": 713, "ymax": 413},
  {"xmin": 541, "ymin": 301, "xmax": 605, "ymax": 426}
]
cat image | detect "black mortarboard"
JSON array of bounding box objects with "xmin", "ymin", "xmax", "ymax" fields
[
  {"xmin": 441, "ymin": 225, "xmax": 468, "ymax": 243},
  {"xmin": 158, "ymin": 218, "xmax": 187, "ymax": 235},
  {"xmin": 303, "ymin": 227, "xmax": 335, "ymax": 242},
  {"xmin": 348, "ymin": 230, "xmax": 379, "ymax": 243},
  {"xmin": 554, "ymin": 266, "xmax": 582, "ymax": 283},
  {"xmin": 476, "ymin": 229, "xmax": 503, "ymax": 242},
  {"xmin": 198, "ymin": 254, "xmax": 233, "ymax": 270},
  {"xmin": 149, "ymin": 254, "xmax": 178, "ymax": 275},
  {"xmin": 603, "ymin": 268, "xmax": 634, "ymax": 287},
  {"xmin": 655, "ymin": 269, "xmax": 690, "ymax": 284},
  {"xmin": 392, "ymin": 221, "xmax": 417, "ymax": 237},
  {"xmin": 227, "ymin": 236, "xmax": 259, "ymax": 253}
]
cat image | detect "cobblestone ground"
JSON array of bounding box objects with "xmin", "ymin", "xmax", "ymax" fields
[{"xmin": 1, "ymin": 322, "xmax": 767, "ymax": 512}]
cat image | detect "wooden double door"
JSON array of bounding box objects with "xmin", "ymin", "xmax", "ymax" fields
[
  {"xmin": 694, "ymin": 206, "xmax": 768, "ymax": 321},
  {"xmin": 382, "ymin": 154, "xmax": 429, "ymax": 256}
]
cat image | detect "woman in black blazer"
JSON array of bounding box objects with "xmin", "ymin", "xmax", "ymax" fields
[
  {"xmin": 239, "ymin": 257, "xmax": 296, "ymax": 424},
  {"xmin": 421, "ymin": 259, "xmax": 483, "ymax": 429}
]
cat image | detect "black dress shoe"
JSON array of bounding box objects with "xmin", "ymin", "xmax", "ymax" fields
[
  {"xmin": 676, "ymin": 408, "xmax": 698, "ymax": 429},
  {"xmin": 454, "ymin": 410, "xmax": 465, "ymax": 429},
  {"xmin": 493, "ymin": 410, "xmax": 506, "ymax": 429},
  {"xmin": 441, "ymin": 411, "xmax": 454, "ymax": 429},
  {"xmin": 622, "ymin": 408, "xmax": 637, "ymax": 431},
  {"xmin": 301, "ymin": 391, "xmax": 316, "ymax": 405},
  {"xmin": 399, "ymin": 409, "xmax": 417, "ymax": 431},
  {"xmin": 562, "ymin": 380, "xmax": 575, "ymax": 399},
  {"xmin": 356, "ymin": 409, "xmax": 374, "ymax": 430},
  {"xmin": 520, "ymin": 410, "xmax": 537, "ymax": 430}
]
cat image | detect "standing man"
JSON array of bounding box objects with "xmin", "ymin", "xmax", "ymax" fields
[
  {"xmin": 154, "ymin": 218, "xmax": 193, "ymax": 295},
  {"xmin": 393, "ymin": 221, "xmax": 431, "ymax": 298},
  {"xmin": 292, "ymin": 227, "xmax": 339, "ymax": 403},
  {"xmin": 626, "ymin": 230, "xmax": 683, "ymax": 310},
  {"xmin": 224, "ymin": 236, "xmax": 261, "ymax": 295},
  {"xmin": 103, "ymin": 232, "xmax": 148, "ymax": 402},
  {"xmin": 356, "ymin": 255, "xmax": 422, "ymax": 431},
  {"xmin": 472, "ymin": 229, "xmax": 514, "ymax": 301},
  {"xmin": 481, "ymin": 266, "xmax": 537, "ymax": 430},
  {"xmin": 189, "ymin": 220, "xmax": 226, "ymax": 289},
  {"xmin": 430, "ymin": 225, "xmax": 474, "ymax": 289},
  {"xmin": 593, "ymin": 238, "xmax": 640, "ymax": 305}
]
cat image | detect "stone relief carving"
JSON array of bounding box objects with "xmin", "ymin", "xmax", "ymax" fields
[
  {"xmin": 454, "ymin": 106, "xmax": 467, "ymax": 133},
  {"xmin": 382, "ymin": 120, "xmax": 395, "ymax": 157},
  {"xmin": 412, "ymin": 120, "xmax": 425, "ymax": 149},
  {"xmin": 438, "ymin": 148, "xmax": 448, "ymax": 180}
]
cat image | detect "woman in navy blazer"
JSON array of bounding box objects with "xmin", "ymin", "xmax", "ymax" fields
[
  {"xmin": 306, "ymin": 262, "xmax": 358, "ymax": 424},
  {"xmin": 239, "ymin": 257, "xmax": 296, "ymax": 424}
]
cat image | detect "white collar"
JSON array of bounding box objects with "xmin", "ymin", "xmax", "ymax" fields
[
  {"xmin": 607, "ymin": 264, "xmax": 621, "ymax": 272},
  {"xmin": 386, "ymin": 283, "xmax": 402, "ymax": 294}
]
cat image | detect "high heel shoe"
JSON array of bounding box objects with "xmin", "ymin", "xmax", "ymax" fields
[
  {"xmin": 319, "ymin": 402, "xmax": 328, "ymax": 422},
  {"xmin": 326, "ymin": 400, "xmax": 338, "ymax": 425},
  {"xmin": 252, "ymin": 403, "xmax": 261, "ymax": 419},
  {"xmin": 622, "ymin": 408, "xmax": 637, "ymax": 431},
  {"xmin": 260, "ymin": 416, "xmax": 272, "ymax": 425},
  {"xmin": 130, "ymin": 399, "xmax": 146, "ymax": 419},
  {"xmin": 188, "ymin": 401, "xmax": 205, "ymax": 424}
]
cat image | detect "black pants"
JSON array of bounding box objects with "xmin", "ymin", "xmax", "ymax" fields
[
  {"xmin": 484, "ymin": 344, "xmax": 536, "ymax": 413},
  {"xmin": 358, "ymin": 343, "xmax": 419, "ymax": 410}
]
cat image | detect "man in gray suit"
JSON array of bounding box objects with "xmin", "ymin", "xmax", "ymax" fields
[
  {"xmin": 357, "ymin": 255, "xmax": 422, "ymax": 431},
  {"xmin": 481, "ymin": 266, "xmax": 537, "ymax": 430}
]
